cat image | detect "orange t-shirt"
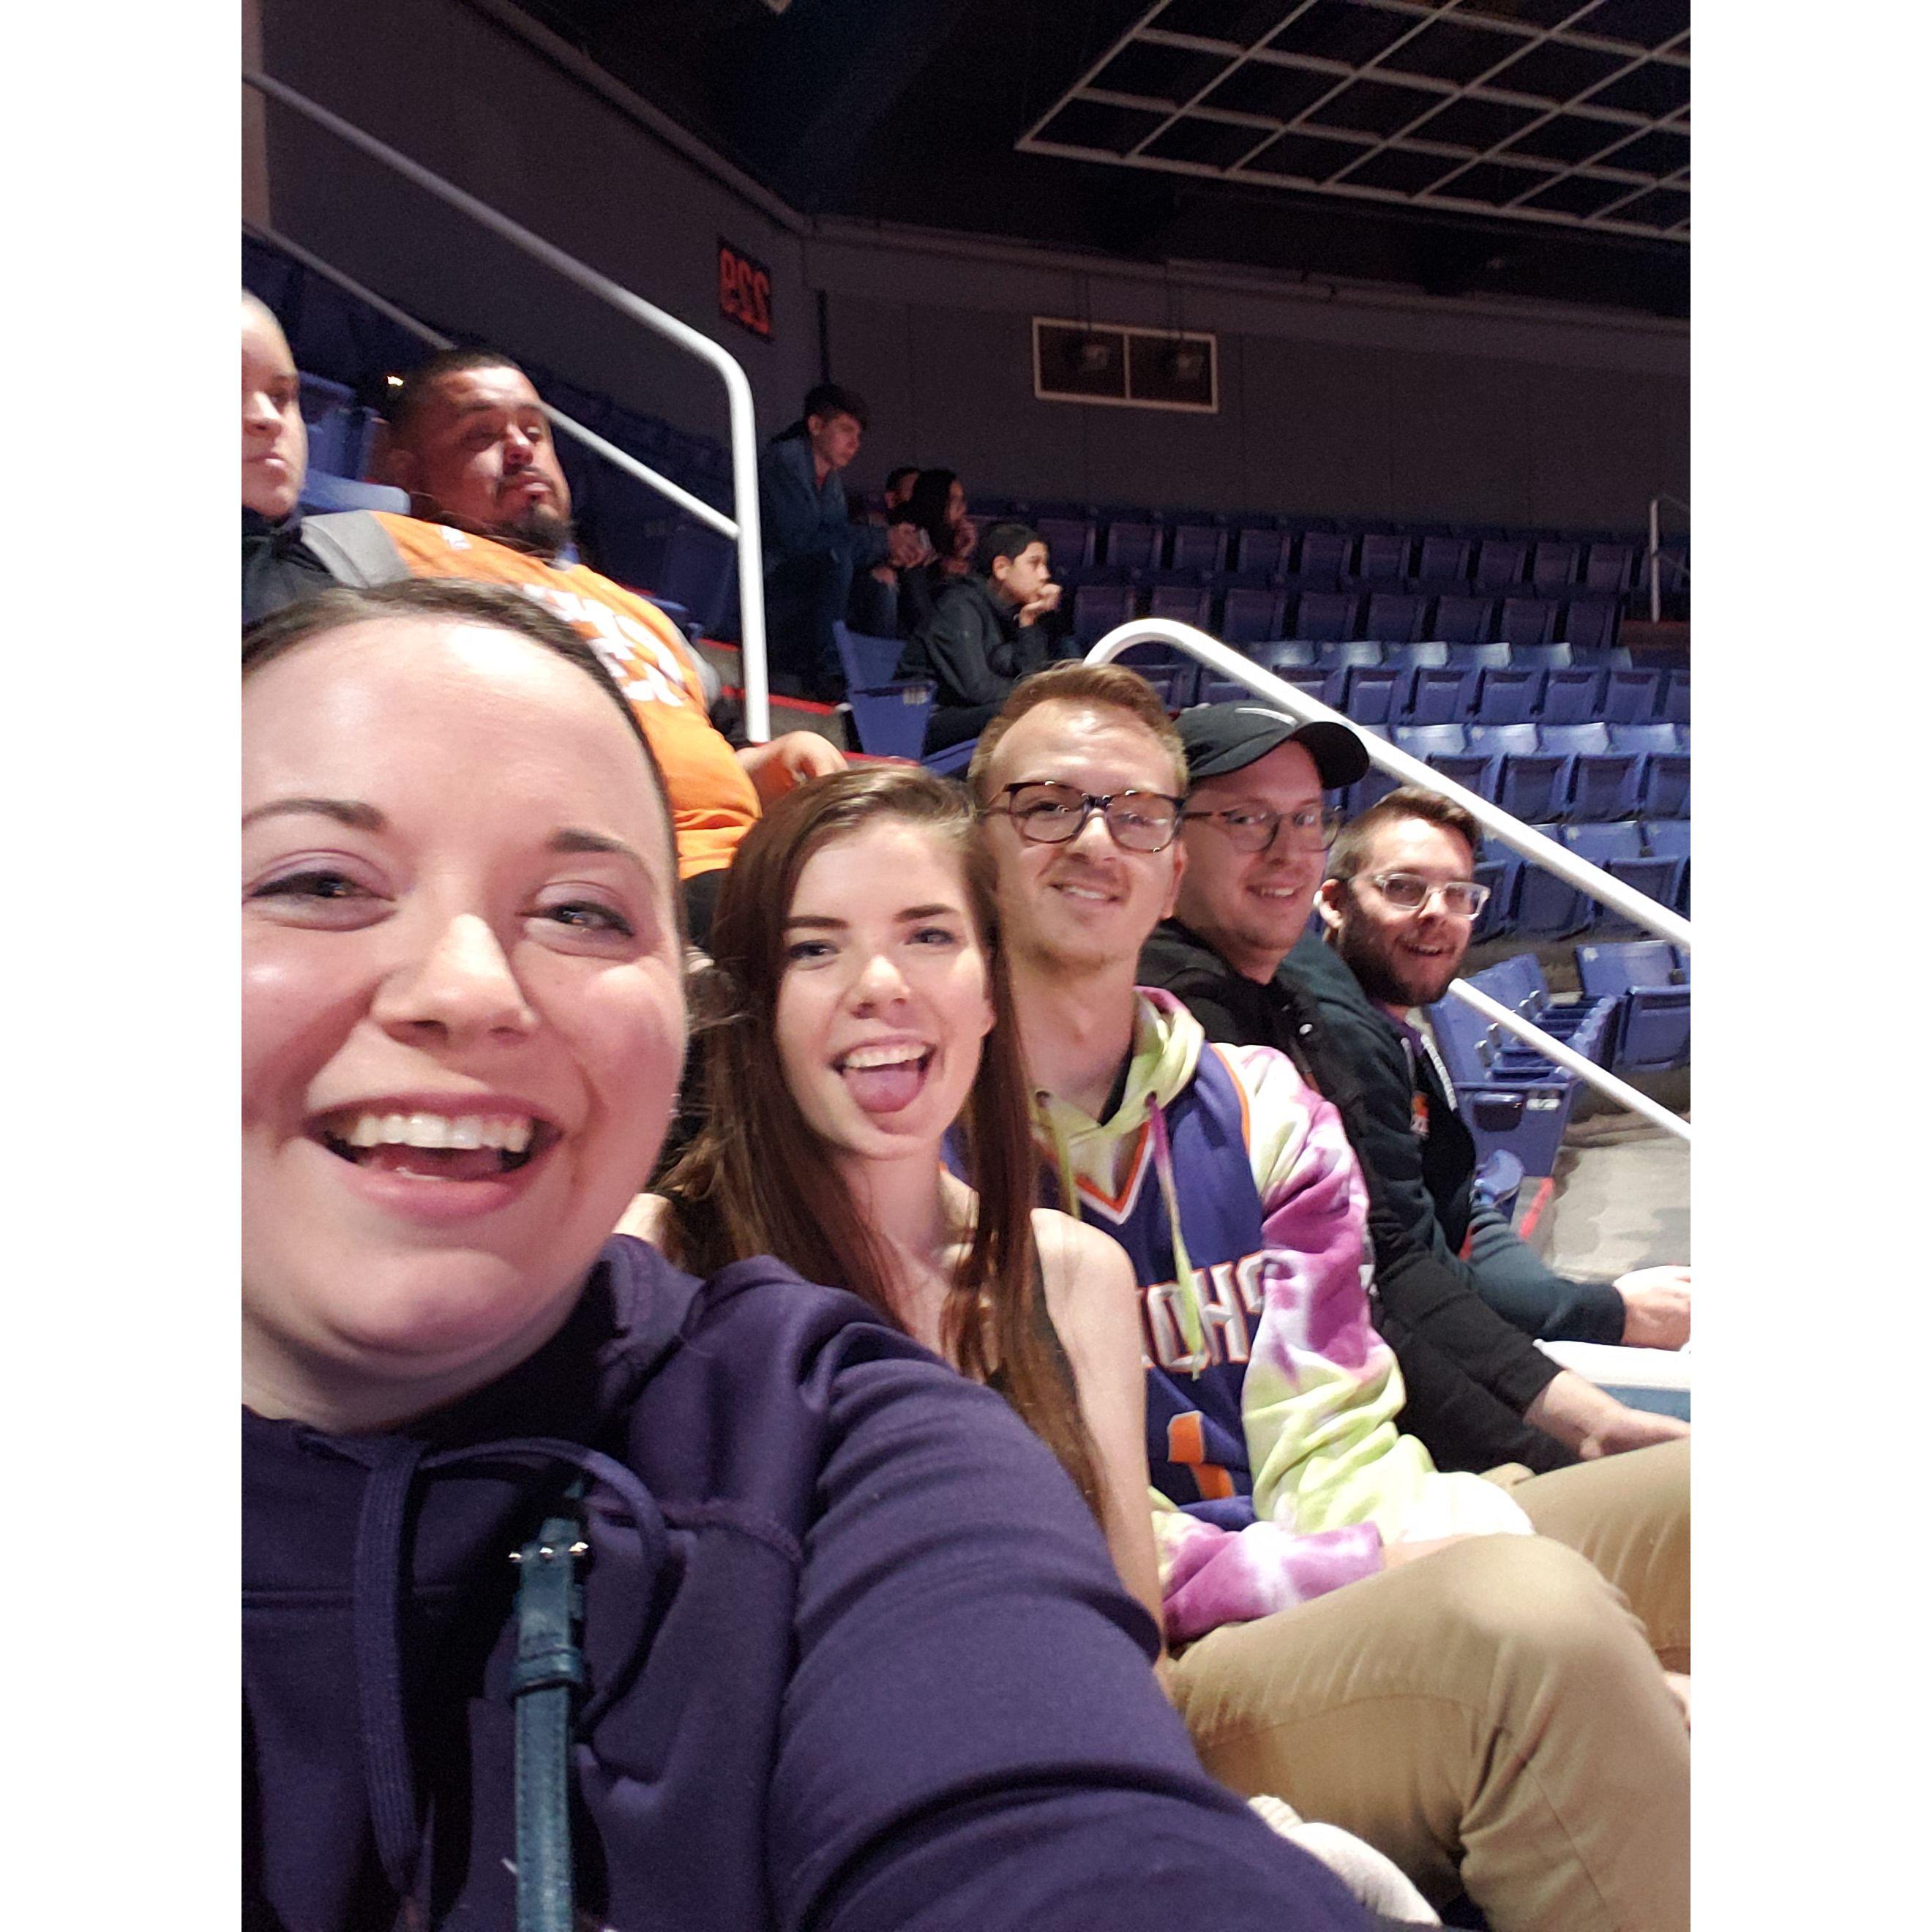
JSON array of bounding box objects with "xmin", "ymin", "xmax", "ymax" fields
[{"xmin": 371, "ymin": 513, "xmax": 759, "ymax": 879}]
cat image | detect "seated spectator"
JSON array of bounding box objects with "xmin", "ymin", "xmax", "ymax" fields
[
  {"xmin": 892, "ymin": 467, "xmax": 976, "ymax": 636},
  {"xmin": 898, "ymin": 521, "xmax": 1072, "ymax": 754},
  {"xmin": 241, "ymin": 294, "xmax": 334, "ymax": 625},
  {"xmin": 633, "ymin": 763, "xmax": 1436, "ymax": 1924},
  {"xmin": 241, "ymin": 578, "xmax": 1378, "ymax": 1932},
  {"xmin": 1140, "ymin": 706, "xmax": 1687, "ymax": 1473},
  {"xmin": 970, "ymin": 663, "xmax": 1690, "ymax": 1932},
  {"xmin": 236, "ymin": 314, "xmax": 844, "ymax": 943},
  {"xmin": 1309, "ymin": 785, "xmax": 1692, "ymax": 1351},
  {"xmin": 758, "ymin": 381, "xmax": 924, "ymax": 700}
]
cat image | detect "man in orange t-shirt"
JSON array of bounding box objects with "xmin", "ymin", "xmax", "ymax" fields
[{"xmin": 371, "ymin": 349, "xmax": 844, "ymax": 937}]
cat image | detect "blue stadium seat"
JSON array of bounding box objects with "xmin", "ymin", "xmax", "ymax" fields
[
  {"xmin": 1221, "ymin": 585, "xmax": 1287, "ymax": 644},
  {"xmin": 1470, "ymin": 667, "xmax": 1542, "ymax": 724},
  {"xmin": 1169, "ymin": 521, "xmax": 1227, "ymax": 573},
  {"xmin": 1538, "ymin": 662, "xmax": 1606, "ymax": 724},
  {"xmin": 1543, "ymin": 722, "xmax": 1641, "ymax": 820},
  {"xmin": 1513, "ymin": 826, "xmax": 1591, "ymax": 939},
  {"xmin": 1415, "ymin": 534, "xmax": 1471, "ymax": 583},
  {"xmin": 1576, "ymin": 940, "xmax": 1690, "ymax": 1073},
  {"xmin": 1498, "ymin": 596, "xmax": 1560, "ymax": 648},
  {"xmin": 1584, "ymin": 541, "xmax": 1637, "ymax": 593},
  {"xmin": 1295, "ymin": 531, "xmax": 1352, "ymax": 582},
  {"xmin": 1559, "ymin": 596, "xmax": 1622, "ymax": 652},
  {"xmin": 1146, "ymin": 579, "xmax": 1212, "ymax": 629},
  {"xmin": 1112, "ymin": 642, "xmax": 1199, "ymax": 709},
  {"xmin": 1357, "ymin": 533, "xmax": 1412, "ymax": 583},
  {"xmin": 1430, "ymin": 594, "xmax": 1496, "ymax": 645},
  {"xmin": 1561, "ymin": 822, "xmax": 1677, "ymax": 937},
  {"xmin": 1531, "ymin": 541, "xmax": 1581, "ymax": 592},
  {"xmin": 1466, "ymin": 723, "xmax": 1571, "ymax": 821},
  {"xmin": 831, "ymin": 624, "xmax": 935, "ymax": 761},
  {"xmin": 1473, "ymin": 539, "xmax": 1528, "ymax": 590},
  {"xmin": 1601, "ymin": 662, "xmax": 1664, "ymax": 723},
  {"xmin": 1292, "ymin": 591, "xmax": 1360, "ymax": 642},
  {"xmin": 1232, "ymin": 525, "xmax": 1287, "ymax": 574},
  {"xmin": 1393, "ymin": 723, "xmax": 1489, "ymax": 796},
  {"xmin": 1611, "ymin": 722, "xmax": 1690, "ymax": 818},
  {"xmin": 297, "ymin": 471, "xmax": 410, "ymax": 515},
  {"xmin": 1071, "ymin": 580, "xmax": 1136, "ymax": 642},
  {"xmin": 1422, "ymin": 993, "xmax": 1580, "ymax": 1177},
  {"xmin": 1257, "ymin": 639, "xmax": 1321, "ymax": 673},
  {"xmin": 1036, "ymin": 515, "xmax": 1096, "ymax": 574},
  {"xmin": 1363, "ymin": 591, "xmax": 1427, "ymax": 643},
  {"xmin": 1643, "ymin": 817, "xmax": 1690, "ymax": 910},
  {"xmin": 1104, "ymin": 518, "xmax": 1159, "ymax": 571},
  {"xmin": 1661, "ymin": 666, "xmax": 1691, "ymax": 724}
]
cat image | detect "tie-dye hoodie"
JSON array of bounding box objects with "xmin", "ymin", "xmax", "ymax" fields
[{"xmin": 1035, "ymin": 990, "xmax": 1528, "ymax": 1646}]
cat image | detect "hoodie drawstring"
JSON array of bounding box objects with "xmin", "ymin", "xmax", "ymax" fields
[{"xmin": 349, "ymin": 1434, "xmax": 673, "ymax": 1925}]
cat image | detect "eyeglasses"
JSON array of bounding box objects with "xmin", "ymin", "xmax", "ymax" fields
[
  {"xmin": 981, "ymin": 782, "xmax": 1185, "ymax": 853},
  {"xmin": 1360, "ymin": 871, "xmax": 1491, "ymax": 918},
  {"xmin": 1184, "ymin": 804, "xmax": 1341, "ymax": 855}
]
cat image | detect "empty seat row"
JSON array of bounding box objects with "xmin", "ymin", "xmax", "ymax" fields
[
  {"xmin": 1346, "ymin": 722, "xmax": 1688, "ymax": 823},
  {"xmin": 1027, "ymin": 516, "xmax": 1643, "ymax": 594},
  {"xmin": 1068, "ymin": 578, "xmax": 1629, "ymax": 652},
  {"xmin": 1576, "ymin": 940, "xmax": 1690, "ymax": 1074}
]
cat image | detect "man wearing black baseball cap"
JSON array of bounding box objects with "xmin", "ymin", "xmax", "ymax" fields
[{"xmin": 1142, "ymin": 703, "xmax": 1683, "ymax": 1477}]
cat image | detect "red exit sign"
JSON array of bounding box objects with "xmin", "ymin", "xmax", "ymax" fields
[{"xmin": 718, "ymin": 239, "xmax": 773, "ymax": 342}]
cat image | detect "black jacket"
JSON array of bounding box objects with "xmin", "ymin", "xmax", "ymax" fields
[
  {"xmin": 898, "ymin": 576, "xmax": 1071, "ymax": 722},
  {"xmin": 1139, "ymin": 918, "xmax": 1577, "ymax": 1475},
  {"xmin": 242, "ymin": 509, "xmax": 338, "ymax": 627}
]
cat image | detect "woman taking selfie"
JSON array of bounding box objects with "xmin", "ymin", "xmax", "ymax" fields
[{"xmin": 239, "ymin": 580, "xmax": 1374, "ymax": 1932}]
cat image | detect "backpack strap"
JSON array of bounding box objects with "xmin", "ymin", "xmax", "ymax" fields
[{"xmin": 302, "ymin": 511, "xmax": 411, "ymax": 589}]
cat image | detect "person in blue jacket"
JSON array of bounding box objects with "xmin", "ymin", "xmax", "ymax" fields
[
  {"xmin": 240, "ymin": 576, "xmax": 1383, "ymax": 1932},
  {"xmin": 758, "ymin": 381, "xmax": 925, "ymax": 700}
]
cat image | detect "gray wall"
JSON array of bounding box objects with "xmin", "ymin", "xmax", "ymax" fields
[{"xmin": 259, "ymin": 0, "xmax": 1688, "ymax": 531}]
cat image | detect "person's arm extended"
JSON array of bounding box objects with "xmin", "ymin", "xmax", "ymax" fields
[
  {"xmin": 736, "ymin": 732, "xmax": 848, "ymax": 803},
  {"xmin": 1524, "ymin": 1367, "xmax": 1689, "ymax": 1458},
  {"xmin": 1036, "ymin": 1213, "xmax": 1166, "ymax": 1647},
  {"xmin": 773, "ymin": 1344, "xmax": 1371, "ymax": 1932}
]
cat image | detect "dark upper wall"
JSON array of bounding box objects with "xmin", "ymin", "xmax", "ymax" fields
[{"xmin": 258, "ymin": 0, "xmax": 1688, "ymax": 532}]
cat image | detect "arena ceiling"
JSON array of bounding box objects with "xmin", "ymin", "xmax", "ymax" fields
[{"xmin": 504, "ymin": 0, "xmax": 1689, "ymax": 317}]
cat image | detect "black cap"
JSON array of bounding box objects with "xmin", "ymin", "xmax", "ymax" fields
[{"xmin": 1176, "ymin": 701, "xmax": 1371, "ymax": 790}]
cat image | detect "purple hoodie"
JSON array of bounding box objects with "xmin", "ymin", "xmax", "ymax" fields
[{"xmin": 244, "ymin": 1236, "xmax": 1371, "ymax": 1931}]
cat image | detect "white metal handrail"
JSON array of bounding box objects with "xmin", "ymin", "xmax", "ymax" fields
[
  {"xmin": 243, "ymin": 70, "xmax": 773, "ymax": 741},
  {"xmin": 1085, "ymin": 619, "xmax": 1691, "ymax": 1138},
  {"xmin": 1647, "ymin": 491, "xmax": 1690, "ymax": 626}
]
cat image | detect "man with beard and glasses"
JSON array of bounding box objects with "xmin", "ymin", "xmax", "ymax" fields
[
  {"xmin": 262, "ymin": 340, "xmax": 844, "ymax": 943},
  {"xmin": 970, "ymin": 664, "xmax": 1689, "ymax": 1932},
  {"xmin": 1302, "ymin": 787, "xmax": 1691, "ymax": 1357},
  {"xmin": 1139, "ymin": 711, "xmax": 1686, "ymax": 1476}
]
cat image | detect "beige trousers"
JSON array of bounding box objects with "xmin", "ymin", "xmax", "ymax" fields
[{"xmin": 1168, "ymin": 1440, "xmax": 1689, "ymax": 1932}]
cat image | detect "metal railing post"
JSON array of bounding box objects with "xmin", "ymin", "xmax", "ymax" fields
[
  {"xmin": 242, "ymin": 72, "xmax": 772, "ymax": 741},
  {"xmin": 1648, "ymin": 494, "xmax": 1662, "ymax": 624}
]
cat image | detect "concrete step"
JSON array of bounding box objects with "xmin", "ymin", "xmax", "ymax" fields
[{"xmin": 697, "ymin": 639, "xmax": 853, "ymax": 751}]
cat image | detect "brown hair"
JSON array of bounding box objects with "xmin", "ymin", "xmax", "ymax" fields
[
  {"xmin": 966, "ymin": 660, "xmax": 1187, "ymax": 799},
  {"xmin": 664, "ymin": 765, "xmax": 1103, "ymax": 1516},
  {"xmin": 242, "ymin": 580, "xmax": 684, "ymax": 946},
  {"xmin": 1327, "ymin": 784, "xmax": 1481, "ymax": 884}
]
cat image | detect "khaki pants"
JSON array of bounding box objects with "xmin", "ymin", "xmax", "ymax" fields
[{"xmin": 1168, "ymin": 1440, "xmax": 1689, "ymax": 1932}]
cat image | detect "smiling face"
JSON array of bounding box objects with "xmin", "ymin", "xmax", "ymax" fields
[
  {"xmin": 773, "ymin": 819, "xmax": 994, "ymax": 1170},
  {"xmin": 242, "ymin": 614, "xmax": 686, "ymax": 1429},
  {"xmin": 1319, "ymin": 814, "xmax": 1478, "ymax": 1013},
  {"xmin": 389, "ymin": 363, "xmax": 573, "ymax": 557},
  {"xmin": 1176, "ymin": 741, "xmax": 1326, "ymax": 982},
  {"xmin": 242, "ymin": 298, "xmax": 307, "ymax": 520},
  {"xmin": 979, "ymin": 700, "xmax": 1186, "ymax": 979}
]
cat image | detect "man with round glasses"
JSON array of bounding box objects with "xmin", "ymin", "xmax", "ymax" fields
[{"xmin": 1142, "ymin": 710, "xmax": 1687, "ymax": 1475}]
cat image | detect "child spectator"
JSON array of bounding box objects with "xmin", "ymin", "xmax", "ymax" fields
[{"xmin": 898, "ymin": 520, "xmax": 1072, "ymax": 754}]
